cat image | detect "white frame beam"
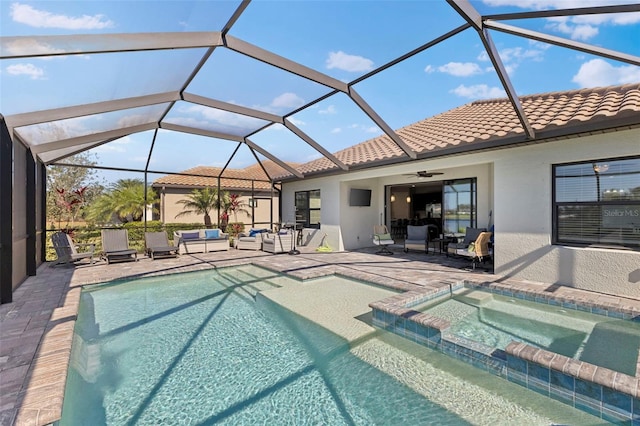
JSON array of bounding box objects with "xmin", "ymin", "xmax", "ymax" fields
[{"xmin": 1, "ymin": 32, "xmax": 223, "ymax": 59}]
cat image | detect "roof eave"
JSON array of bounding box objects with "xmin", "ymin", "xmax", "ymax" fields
[{"xmin": 276, "ymin": 115, "xmax": 640, "ymax": 183}]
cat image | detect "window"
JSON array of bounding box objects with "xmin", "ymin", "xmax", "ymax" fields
[
  {"xmin": 443, "ymin": 178, "xmax": 476, "ymax": 234},
  {"xmin": 295, "ymin": 190, "xmax": 321, "ymax": 229},
  {"xmin": 553, "ymin": 156, "xmax": 640, "ymax": 249}
]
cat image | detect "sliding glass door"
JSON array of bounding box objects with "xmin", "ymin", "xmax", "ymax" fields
[{"xmin": 443, "ymin": 178, "xmax": 476, "ymax": 235}]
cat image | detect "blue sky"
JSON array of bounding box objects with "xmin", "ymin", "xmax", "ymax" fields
[{"xmin": 1, "ymin": 0, "xmax": 639, "ymax": 184}]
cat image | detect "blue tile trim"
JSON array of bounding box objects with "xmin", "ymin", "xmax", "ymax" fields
[
  {"xmin": 371, "ymin": 302, "xmax": 637, "ymax": 422},
  {"xmin": 463, "ymin": 281, "xmax": 634, "ymax": 321}
]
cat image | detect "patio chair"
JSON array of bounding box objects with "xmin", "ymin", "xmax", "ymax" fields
[
  {"xmin": 373, "ymin": 225, "xmax": 394, "ymax": 255},
  {"xmin": 453, "ymin": 231, "xmax": 493, "ymax": 270},
  {"xmin": 235, "ymin": 228, "xmax": 268, "ymax": 251},
  {"xmin": 144, "ymin": 231, "xmax": 178, "ymax": 260},
  {"xmin": 51, "ymin": 231, "xmax": 95, "ymax": 266},
  {"xmin": 446, "ymin": 227, "xmax": 487, "ymax": 257},
  {"xmin": 262, "ymin": 230, "xmax": 293, "ymax": 254},
  {"xmin": 101, "ymin": 229, "xmax": 138, "ymax": 264},
  {"xmin": 404, "ymin": 224, "xmax": 428, "ymax": 253}
]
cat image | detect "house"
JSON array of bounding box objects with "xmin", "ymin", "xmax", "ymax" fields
[
  {"xmin": 152, "ymin": 161, "xmax": 296, "ymax": 231},
  {"xmin": 275, "ymin": 84, "xmax": 640, "ymax": 299}
]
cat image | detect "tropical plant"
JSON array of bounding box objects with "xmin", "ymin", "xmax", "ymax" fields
[
  {"xmin": 53, "ymin": 186, "xmax": 87, "ymax": 229},
  {"xmin": 86, "ymin": 179, "xmax": 157, "ymax": 224},
  {"xmin": 226, "ymin": 193, "xmax": 250, "ymax": 223},
  {"xmin": 175, "ymin": 187, "xmax": 224, "ymax": 227},
  {"xmin": 46, "ymin": 152, "xmax": 102, "ymax": 227}
]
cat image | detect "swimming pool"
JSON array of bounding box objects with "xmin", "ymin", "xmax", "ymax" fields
[{"xmin": 60, "ymin": 265, "xmax": 600, "ymax": 425}]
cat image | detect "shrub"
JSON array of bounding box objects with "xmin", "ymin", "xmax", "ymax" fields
[{"xmin": 226, "ymin": 222, "xmax": 245, "ymax": 237}]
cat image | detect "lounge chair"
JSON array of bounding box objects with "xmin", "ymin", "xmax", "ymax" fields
[
  {"xmin": 101, "ymin": 229, "xmax": 138, "ymax": 264},
  {"xmin": 373, "ymin": 225, "xmax": 394, "ymax": 255},
  {"xmin": 144, "ymin": 231, "xmax": 178, "ymax": 260},
  {"xmin": 51, "ymin": 231, "xmax": 95, "ymax": 266}
]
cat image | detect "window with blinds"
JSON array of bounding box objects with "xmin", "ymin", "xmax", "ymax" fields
[{"xmin": 553, "ymin": 156, "xmax": 640, "ymax": 249}]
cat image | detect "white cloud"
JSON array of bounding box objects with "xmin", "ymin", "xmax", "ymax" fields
[
  {"xmin": 117, "ymin": 114, "xmax": 153, "ymax": 128},
  {"xmin": 271, "ymin": 92, "xmax": 305, "ymax": 109},
  {"xmin": 450, "ymin": 84, "xmax": 506, "ymax": 99},
  {"xmin": 10, "ymin": 3, "xmax": 114, "ymax": 30},
  {"xmin": 6, "ymin": 63, "xmax": 44, "ymax": 79},
  {"xmin": 330, "ymin": 128, "xmax": 342, "ymax": 134},
  {"xmin": 319, "ymin": 105, "xmax": 337, "ymax": 114},
  {"xmin": 326, "ymin": 51, "xmax": 374, "ymax": 72},
  {"xmin": 424, "ymin": 64, "xmax": 435, "ymax": 73},
  {"xmin": 437, "ymin": 62, "xmax": 483, "ymax": 77},
  {"xmin": 477, "ymin": 45, "xmax": 545, "ymax": 76},
  {"xmin": 364, "ymin": 126, "xmax": 379, "ymax": 133},
  {"xmin": 287, "ymin": 117, "xmax": 306, "ymax": 127},
  {"xmin": 184, "ymin": 105, "xmax": 264, "ymax": 129},
  {"xmin": 93, "ymin": 137, "xmax": 131, "ymax": 153},
  {"xmin": 572, "ymin": 58, "xmax": 640, "ymax": 87},
  {"xmin": 477, "ymin": 51, "xmax": 490, "ymax": 62},
  {"xmin": 499, "ymin": 46, "xmax": 544, "ymax": 63},
  {"xmin": 546, "ymin": 17, "xmax": 599, "ymax": 41}
]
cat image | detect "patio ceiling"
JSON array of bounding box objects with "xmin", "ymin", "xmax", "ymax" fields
[{"xmin": 1, "ymin": 0, "xmax": 640, "ymax": 183}]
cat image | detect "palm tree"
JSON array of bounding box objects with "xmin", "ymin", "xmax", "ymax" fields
[
  {"xmin": 86, "ymin": 179, "xmax": 157, "ymax": 223},
  {"xmin": 111, "ymin": 179, "xmax": 151, "ymax": 221},
  {"xmin": 175, "ymin": 187, "xmax": 223, "ymax": 227}
]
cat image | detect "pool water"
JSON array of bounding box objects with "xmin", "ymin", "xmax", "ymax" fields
[
  {"xmin": 60, "ymin": 265, "xmax": 601, "ymax": 425},
  {"xmin": 418, "ymin": 289, "xmax": 640, "ymax": 376}
]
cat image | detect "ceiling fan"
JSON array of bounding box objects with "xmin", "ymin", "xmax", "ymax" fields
[{"xmin": 403, "ymin": 170, "xmax": 444, "ymax": 179}]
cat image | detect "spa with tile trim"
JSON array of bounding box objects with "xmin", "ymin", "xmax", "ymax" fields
[{"xmin": 369, "ymin": 279, "xmax": 640, "ymax": 424}]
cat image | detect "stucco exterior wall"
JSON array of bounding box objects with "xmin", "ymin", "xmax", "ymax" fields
[
  {"xmin": 281, "ymin": 128, "xmax": 639, "ymax": 299},
  {"xmin": 283, "ymin": 162, "xmax": 493, "ymax": 253},
  {"xmin": 282, "ymin": 176, "xmax": 345, "ymax": 251},
  {"xmin": 493, "ymin": 129, "xmax": 640, "ymax": 298}
]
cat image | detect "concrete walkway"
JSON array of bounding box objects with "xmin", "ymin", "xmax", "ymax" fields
[{"xmin": 1, "ymin": 246, "xmax": 638, "ymax": 426}]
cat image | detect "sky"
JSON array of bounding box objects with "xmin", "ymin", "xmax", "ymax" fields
[{"xmin": 1, "ymin": 0, "xmax": 640, "ymax": 184}]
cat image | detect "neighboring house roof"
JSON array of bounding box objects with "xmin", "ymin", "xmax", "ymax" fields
[
  {"xmin": 275, "ymin": 83, "xmax": 640, "ymax": 180},
  {"xmin": 153, "ymin": 161, "xmax": 298, "ymax": 191}
]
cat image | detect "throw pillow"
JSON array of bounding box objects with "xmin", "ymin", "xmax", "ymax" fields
[
  {"xmin": 249, "ymin": 228, "xmax": 267, "ymax": 237},
  {"xmin": 377, "ymin": 233, "xmax": 392, "ymax": 240},
  {"xmin": 205, "ymin": 229, "xmax": 220, "ymax": 239},
  {"xmin": 182, "ymin": 231, "xmax": 199, "ymax": 240},
  {"xmin": 467, "ymin": 242, "xmax": 476, "ymax": 252}
]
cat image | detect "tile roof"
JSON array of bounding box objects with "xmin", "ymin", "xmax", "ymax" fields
[
  {"xmin": 152, "ymin": 160, "xmax": 298, "ymax": 190},
  {"xmin": 156, "ymin": 84, "xmax": 640, "ymax": 184},
  {"xmin": 285, "ymin": 83, "xmax": 640, "ymax": 179}
]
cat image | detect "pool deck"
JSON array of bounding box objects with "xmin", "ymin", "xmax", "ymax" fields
[{"xmin": 2, "ymin": 246, "xmax": 640, "ymax": 426}]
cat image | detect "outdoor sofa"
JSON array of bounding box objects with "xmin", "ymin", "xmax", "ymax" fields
[{"xmin": 174, "ymin": 229, "xmax": 229, "ymax": 254}]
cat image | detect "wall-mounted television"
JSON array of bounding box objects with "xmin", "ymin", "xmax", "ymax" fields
[{"xmin": 349, "ymin": 188, "xmax": 372, "ymax": 206}]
